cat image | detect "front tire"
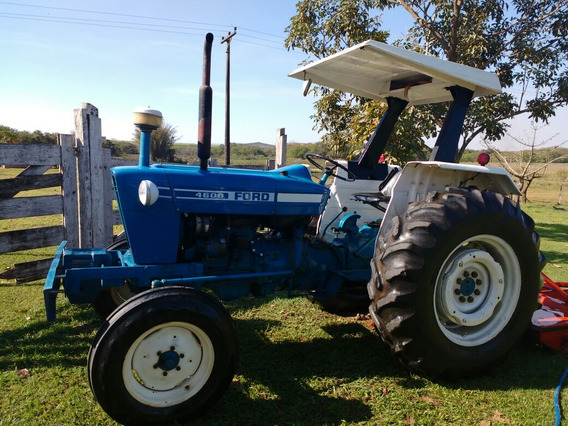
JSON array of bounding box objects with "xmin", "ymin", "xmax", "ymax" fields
[
  {"xmin": 88, "ymin": 287, "xmax": 238, "ymax": 425},
  {"xmin": 369, "ymin": 187, "xmax": 543, "ymax": 379}
]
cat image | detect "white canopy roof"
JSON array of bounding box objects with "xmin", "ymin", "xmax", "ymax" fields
[{"xmin": 288, "ymin": 40, "xmax": 501, "ymax": 105}]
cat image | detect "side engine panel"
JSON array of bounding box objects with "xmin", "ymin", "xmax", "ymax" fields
[{"xmin": 112, "ymin": 163, "xmax": 329, "ymax": 266}]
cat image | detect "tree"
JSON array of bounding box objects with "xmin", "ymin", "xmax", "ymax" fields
[
  {"xmin": 0, "ymin": 125, "xmax": 18, "ymax": 144},
  {"xmin": 285, "ymin": 0, "xmax": 393, "ymax": 159},
  {"xmin": 285, "ymin": 0, "xmax": 568, "ymax": 162},
  {"xmin": 0, "ymin": 126, "xmax": 57, "ymax": 144},
  {"xmin": 133, "ymin": 122, "xmax": 178, "ymax": 163},
  {"xmin": 485, "ymin": 122, "xmax": 568, "ymax": 203}
]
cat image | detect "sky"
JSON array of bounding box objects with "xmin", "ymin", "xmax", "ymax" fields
[
  {"xmin": 0, "ymin": 0, "xmax": 566, "ymax": 149},
  {"xmin": 0, "ymin": 0, "xmax": 325, "ymax": 144}
]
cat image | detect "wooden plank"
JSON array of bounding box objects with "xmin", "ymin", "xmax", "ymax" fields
[
  {"xmin": 0, "ymin": 195, "xmax": 62, "ymax": 219},
  {"xmin": 88, "ymin": 112, "xmax": 106, "ymax": 247},
  {"xmin": 75, "ymin": 103, "xmax": 101, "ymax": 248},
  {"xmin": 0, "ymin": 258, "xmax": 53, "ymax": 281},
  {"xmin": 0, "ymin": 226, "xmax": 64, "ymax": 254},
  {"xmin": 0, "ymin": 174, "xmax": 61, "ymax": 199},
  {"xmin": 0, "ymin": 165, "xmax": 53, "ymax": 199},
  {"xmin": 276, "ymin": 128, "xmax": 287, "ymax": 168},
  {"xmin": 59, "ymin": 134, "xmax": 79, "ymax": 247},
  {"xmin": 0, "ymin": 144, "xmax": 61, "ymax": 165}
]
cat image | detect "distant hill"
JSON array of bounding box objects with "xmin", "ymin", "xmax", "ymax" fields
[{"xmin": 239, "ymin": 142, "xmax": 273, "ymax": 148}]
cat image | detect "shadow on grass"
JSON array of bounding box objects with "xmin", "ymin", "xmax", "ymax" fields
[
  {"xmin": 195, "ymin": 297, "xmax": 566, "ymax": 425},
  {"xmin": 196, "ymin": 317, "xmax": 387, "ymax": 424},
  {"xmin": 2, "ymin": 292, "xmax": 565, "ymax": 425},
  {"xmin": 536, "ymin": 221, "xmax": 568, "ymax": 264},
  {"xmin": 0, "ymin": 307, "xmax": 99, "ymax": 370}
]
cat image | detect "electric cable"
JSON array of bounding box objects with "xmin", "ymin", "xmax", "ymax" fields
[
  {"xmin": 0, "ymin": 1, "xmax": 288, "ymax": 47},
  {"xmin": 555, "ymin": 365, "xmax": 568, "ymax": 426}
]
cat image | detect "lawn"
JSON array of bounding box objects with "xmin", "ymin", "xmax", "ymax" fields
[{"xmin": 1, "ymin": 163, "xmax": 567, "ymax": 425}]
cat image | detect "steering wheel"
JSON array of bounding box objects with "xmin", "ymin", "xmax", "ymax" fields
[{"xmin": 305, "ymin": 153, "xmax": 356, "ymax": 182}]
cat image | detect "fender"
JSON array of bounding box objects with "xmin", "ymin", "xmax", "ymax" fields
[{"xmin": 378, "ymin": 161, "xmax": 521, "ymax": 239}]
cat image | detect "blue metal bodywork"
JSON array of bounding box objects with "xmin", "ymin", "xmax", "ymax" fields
[
  {"xmin": 44, "ymin": 161, "xmax": 379, "ymax": 320},
  {"xmin": 113, "ymin": 163, "xmax": 328, "ymax": 264}
]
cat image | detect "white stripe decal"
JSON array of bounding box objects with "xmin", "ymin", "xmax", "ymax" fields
[
  {"xmin": 172, "ymin": 189, "xmax": 323, "ymax": 204},
  {"xmin": 277, "ymin": 193, "xmax": 323, "ymax": 203}
]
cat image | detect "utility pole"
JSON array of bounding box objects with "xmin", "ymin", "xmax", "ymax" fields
[{"xmin": 221, "ymin": 27, "xmax": 237, "ymax": 166}]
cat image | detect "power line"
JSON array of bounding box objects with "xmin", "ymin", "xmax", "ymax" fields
[
  {"xmin": 239, "ymin": 26, "xmax": 285, "ymax": 40},
  {"xmin": 0, "ymin": 11, "xmax": 226, "ymax": 34},
  {"xmin": 239, "ymin": 32, "xmax": 283, "ymax": 46},
  {"xmin": 0, "ymin": 1, "xmax": 232, "ymax": 29},
  {"xmin": 0, "ymin": 12, "xmax": 220, "ymax": 37},
  {"xmin": 0, "ymin": 2, "xmax": 289, "ymax": 49}
]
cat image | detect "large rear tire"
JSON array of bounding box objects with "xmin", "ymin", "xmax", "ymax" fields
[
  {"xmin": 88, "ymin": 287, "xmax": 238, "ymax": 425},
  {"xmin": 368, "ymin": 187, "xmax": 543, "ymax": 379}
]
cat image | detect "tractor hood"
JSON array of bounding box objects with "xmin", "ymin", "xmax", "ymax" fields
[{"xmin": 289, "ymin": 40, "xmax": 501, "ymax": 105}]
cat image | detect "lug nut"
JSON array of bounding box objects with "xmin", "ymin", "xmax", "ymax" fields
[
  {"xmin": 170, "ymin": 346, "xmax": 175, "ymax": 351},
  {"xmin": 176, "ymin": 366, "xmax": 181, "ymax": 371},
  {"xmin": 476, "ymin": 279, "xmax": 482, "ymax": 285},
  {"xmin": 456, "ymin": 278, "xmax": 462, "ymax": 284},
  {"xmin": 471, "ymin": 271, "xmax": 478, "ymax": 278},
  {"xmin": 467, "ymin": 296, "xmax": 474, "ymax": 303},
  {"xmin": 153, "ymin": 364, "xmax": 158, "ymax": 369},
  {"xmin": 454, "ymin": 289, "xmax": 461, "ymax": 295},
  {"xmin": 459, "ymin": 296, "xmax": 466, "ymax": 303},
  {"xmin": 163, "ymin": 372, "xmax": 168, "ymax": 377},
  {"xmin": 474, "ymin": 289, "xmax": 481, "ymax": 296},
  {"xmin": 463, "ymin": 271, "xmax": 470, "ymax": 278}
]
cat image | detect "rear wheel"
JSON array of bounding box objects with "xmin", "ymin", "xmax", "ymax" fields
[
  {"xmin": 88, "ymin": 287, "xmax": 238, "ymax": 425},
  {"xmin": 369, "ymin": 187, "xmax": 543, "ymax": 379}
]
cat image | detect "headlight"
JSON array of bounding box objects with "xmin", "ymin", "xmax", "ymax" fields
[{"xmin": 138, "ymin": 180, "xmax": 159, "ymax": 206}]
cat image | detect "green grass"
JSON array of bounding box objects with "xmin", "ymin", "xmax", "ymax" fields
[
  {"xmin": 1, "ymin": 165, "xmax": 568, "ymax": 425},
  {"xmin": 524, "ymin": 203, "xmax": 568, "ymax": 282},
  {"xmin": 1, "ymin": 285, "xmax": 567, "ymax": 425}
]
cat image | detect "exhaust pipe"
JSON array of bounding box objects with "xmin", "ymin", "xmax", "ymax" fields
[{"xmin": 198, "ymin": 33, "xmax": 214, "ymax": 171}]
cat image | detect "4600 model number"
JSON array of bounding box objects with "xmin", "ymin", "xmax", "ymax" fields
[
  {"xmin": 193, "ymin": 191, "xmax": 227, "ymax": 199},
  {"xmin": 177, "ymin": 190, "xmax": 275, "ymax": 202}
]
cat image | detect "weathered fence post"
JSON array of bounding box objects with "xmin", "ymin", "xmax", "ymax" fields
[
  {"xmin": 74, "ymin": 103, "xmax": 113, "ymax": 248},
  {"xmin": 276, "ymin": 128, "xmax": 287, "ymax": 168},
  {"xmin": 58, "ymin": 134, "xmax": 79, "ymax": 247},
  {"xmin": 102, "ymin": 147, "xmax": 114, "ymax": 235}
]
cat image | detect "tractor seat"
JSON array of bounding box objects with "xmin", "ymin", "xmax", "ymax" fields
[
  {"xmin": 350, "ymin": 166, "xmax": 401, "ymax": 212},
  {"xmin": 350, "ymin": 192, "xmax": 390, "ymax": 212}
]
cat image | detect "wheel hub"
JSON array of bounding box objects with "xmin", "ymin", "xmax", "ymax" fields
[
  {"xmin": 439, "ymin": 248, "xmax": 505, "ymax": 327},
  {"xmin": 459, "ymin": 277, "xmax": 476, "ymax": 297},
  {"xmin": 157, "ymin": 350, "xmax": 181, "ymax": 371},
  {"xmin": 127, "ymin": 324, "xmax": 204, "ymax": 394}
]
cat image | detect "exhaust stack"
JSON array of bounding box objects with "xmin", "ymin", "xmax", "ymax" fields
[{"xmin": 198, "ymin": 33, "xmax": 214, "ymax": 171}]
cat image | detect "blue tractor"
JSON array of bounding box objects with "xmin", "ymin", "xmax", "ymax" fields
[{"xmin": 44, "ymin": 35, "xmax": 543, "ymax": 425}]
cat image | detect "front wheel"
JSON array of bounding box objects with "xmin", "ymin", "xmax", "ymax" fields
[
  {"xmin": 369, "ymin": 187, "xmax": 543, "ymax": 379},
  {"xmin": 88, "ymin": 287, "xmax": 238, "ymax": 425}
]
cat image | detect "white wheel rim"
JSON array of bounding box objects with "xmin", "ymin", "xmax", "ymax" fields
[
  {"xmin": 434, "ymin": 234, "xmax": 521, "ymax": 347},
  {"xmin": 122, "ymin": 321, "xmax": 214, "ymax": 407}
]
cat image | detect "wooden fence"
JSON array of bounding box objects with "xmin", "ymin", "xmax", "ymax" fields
[
  {"xmin": 0, "ymin": 104, "xmax": 287, "ymax": 283},
  {"xmin": 0, "ymin": 103, "xmax": 118, "ymax": 283}
]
